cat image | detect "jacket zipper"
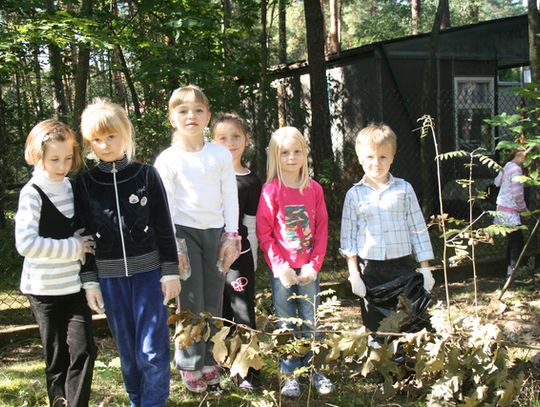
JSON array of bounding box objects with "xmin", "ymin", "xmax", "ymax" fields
[{"xmin": 111, "ymin": 162, "xmax": 129, "ymax": 277}]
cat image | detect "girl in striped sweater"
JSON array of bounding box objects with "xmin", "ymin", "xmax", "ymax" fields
[{"xmin": 15, "ymin": 119, "xmax": 97, "ymax": 407}]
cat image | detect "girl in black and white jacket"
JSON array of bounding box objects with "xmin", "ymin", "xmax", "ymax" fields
[{"xmin": 75, "ymin": 99, "xmax": 179, "ymax": 407}]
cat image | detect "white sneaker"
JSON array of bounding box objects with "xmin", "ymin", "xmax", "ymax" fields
[
  {"xmin": 312, "ymin": 373, "xmax": 335, "ymax": 395},
  {"xmin": 281, "ymin": 378, "xmax": 301, "ymax": 397}
]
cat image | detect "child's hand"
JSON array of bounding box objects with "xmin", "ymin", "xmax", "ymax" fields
[
  {"xmin": 297, "ymin": 264, "xmax": 318, "ymax": 285},
  {"xmin": 274, "ymin": 264, "xmax": 298, "ymax": 288},
  {"xmin": 161, "ymin": 277, "xmax": 181, "ymax": 305},
  {"xmin": 418, "ymin": 267, "xmax": 435, "ymax": 292},
  {"xmin": 348, "ymin": 272, "xmax": 366, "ymax": 297},
  {"xmin": 217, "ymin": 233, "xmax": 241, "ymax": 274},
  {"xmin": 84, "ymin": 285, "xmax": 105, "ymax": 314},
  {"xmin": 73, "ymin": 229, "xmax": 95, "ymax": 265}
]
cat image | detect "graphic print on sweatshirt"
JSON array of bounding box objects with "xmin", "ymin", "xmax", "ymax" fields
[{"xmin": 284, "ymin": 205, "xmax": 312, "ymax": 254}]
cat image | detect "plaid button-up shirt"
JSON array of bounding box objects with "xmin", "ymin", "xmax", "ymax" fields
[{"xmin": 340, "ymin": 174, "xmax": 434, "ymax": 262}]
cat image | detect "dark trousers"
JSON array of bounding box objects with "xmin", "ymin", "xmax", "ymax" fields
[
  {"xmin": 100, "ymin": 270, "xmax": 170, "ymax": 407},
  {"xmin": 174, "ymin": 225, "xmax": 225, "ymax": 371},
  {"xmin": 28, "ymin": 291, "xmax": 96, "ymax": 407},
  {"xmin": 507, "ymin": 230, "xmax": 524, "ymax": 269},
  {"xmin": 223, "ymin": 250, "xmax": 256, "ymax": 328}
]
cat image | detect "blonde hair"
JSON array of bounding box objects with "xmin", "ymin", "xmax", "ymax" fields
[
  {"xmin": 80, "ymin": 98, "xmax": 135, "ymax": 161},
  {"xmin": 24, "ymin": 119, "xmax": 82, "ymax": 173},
  {"xmin": 266, "ymin": 126, "xmax": 310, "ymax": 193},
  {"xmin": 355, "ymin": 123, "xmax": 397, "ymax": 158},
  {"xmin": 211, "ymin": 112, "xmax": 250, "ymax": 142}
]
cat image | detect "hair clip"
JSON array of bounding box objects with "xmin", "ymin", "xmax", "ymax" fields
[{"xmin": 41, "ymin": 134, "xmax": 50, "ymax": 144}]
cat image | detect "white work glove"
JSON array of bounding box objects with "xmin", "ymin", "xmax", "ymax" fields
[
  {"xmin": 161, "ymin": 276, "xmax": 181, "ymax": 305},
  {"xmin": 274, "ymin": 263, "xmax": 298, "ymax": 288},
  {"xmin": 418, "ymin": 267, "xmax": 435, "ymax": 292},
  {"xmin": 84, "ymin": 284, "xmax": 105, "ymax": 314},
  {"xmin": 348, "ymin": 272, "xmax": 366, "ymax": 298},
  {"xmin": 297, "ymin": 264, "xmax": 318, "ymax": 286}
]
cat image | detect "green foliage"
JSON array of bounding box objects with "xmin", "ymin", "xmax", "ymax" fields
[{"xmin": 171, "ymin": 296, "xmax": 523, "ymax": 405}]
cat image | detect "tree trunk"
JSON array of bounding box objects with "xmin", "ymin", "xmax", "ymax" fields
[
  {"xmin": 411, "ymin": 0, "xmax": 421, "ymax": 35},
  {"xmin": 277, "ymin": 0, "xmax": 287, "ymax": 127},
  {"xmin": 72, "ymin": 0, "xmax": 93, "ymax": 133},
  {"xmin": 278, "ymin": 0, "xmax": 287, "ymax": 63},
  {"xmin": 0, "ymin": 85, "xmax": 6, "ymax": 229},
  {"xmin": 329, "ymin": 0, "xmax": 340, "ymax": 54},
  {"xmin": 256, "ymin": 0, "xmax": 269, "ymax": 180},
  {"xmin": 527, "ymin": 0, "xmax": 540, "ymax": 261},
  {"xmin": 468, "ymin": 0, "xmax": 480, "ymax": 23},
  {"xmin": 32, "ymin": 46, "xmax": 44, "ymax": 119},
  {"xmin": 369, "ymin": 0, "xmax": 376, "ymax": 17},
  {"xmin": 114, "ymin": 45, "xmax": 141, "ymax": 118},
  {"xmin": 45, "ymin": 0, "xmax": 68, "ymax": 120},
  {"xmin": 304, "ymin": 0, "xmax": 333, "ymax": 178},
  {"xmin": 440, "ymin": 0, "xmax": 451, "ymax": 29},
  {"xmin": 419, "ymin": 0, "xmax": 446, "ymax": 215},
  {"xmin": 109, "ymin": 0, "xmax": 128, "ymax": 107},
  {"xmin": 528, "ymin": 0, "xmax": 540, "ymax": 83},
  {"xmin": 222, "ymin": 0, "xmax": 231, "ymax": 55}
]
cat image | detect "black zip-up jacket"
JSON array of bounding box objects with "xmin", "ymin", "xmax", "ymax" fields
[{"xmin": 74, "ymin": 156, "xmax": 178, "ymax": 283}]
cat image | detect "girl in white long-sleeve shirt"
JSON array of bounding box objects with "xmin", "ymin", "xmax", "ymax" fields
[{"xmin": 15, "ymin": 119, "xmax": 96, "ymax": 407}]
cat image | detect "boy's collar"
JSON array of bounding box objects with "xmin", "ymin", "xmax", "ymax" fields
[{"xmin": 355, "ymin": 173, "xmax": 395, "ymax": 188}]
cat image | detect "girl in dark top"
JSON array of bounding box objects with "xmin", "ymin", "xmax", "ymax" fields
[{"xmin": 212, "ymin": 112, "xmax": 262, "ymax": 390}]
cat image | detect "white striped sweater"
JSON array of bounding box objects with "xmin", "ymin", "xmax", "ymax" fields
[{"xmin": 15, "ymin": 173, "xmax": 83, "ymax": 296}]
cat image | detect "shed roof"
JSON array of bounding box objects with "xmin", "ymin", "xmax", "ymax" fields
[{"xmin": 272, "ymin": 14, "xmax": 529, "ymax": 78}]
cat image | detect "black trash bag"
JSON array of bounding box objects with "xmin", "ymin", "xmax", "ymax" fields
[{"xmin": 365, "ymin": 272, "xmax": 432, "ymax": 333}]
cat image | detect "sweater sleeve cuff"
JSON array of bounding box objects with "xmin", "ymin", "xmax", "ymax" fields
[
  {"xmin": 80, "ymin": 271, "xmax": 98, "ymax": 284},
  {"xmin": 160, "ymin": 262, "xmax": 179, "ymax": 277}
]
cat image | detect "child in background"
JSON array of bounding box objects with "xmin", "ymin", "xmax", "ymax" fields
[
  {"xmin": 340, "ymin": 123, "xmax": 434, "ymax": 336},
  {"xmin": 75, "ymin": 99, "xmax": 180, "ymax": 406},
  {"xmin": 494, "ymin": 148, "xmax": 528, "ymax": 277},
  {"xmin": 256, "ymin": 126, "xmax": 334, "ymax": 398},
  {"xmin": 212, "ymin": 112, "xmax": 262, "ymax": 391},
  {"xmin": 155, "ymin": 86, "xmax": 240, "ymax": 393},
  {"xmin": 15, "ymin": 119, "xmax": 96, "ymax": 407}
]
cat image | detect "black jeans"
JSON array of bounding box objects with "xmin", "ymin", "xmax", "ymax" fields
[
  {"xmin": 223, "ymin": 250, "xmax": 256, "ymax": 328},
  {"xmin": 28, "ymin": 291, "xmax": 96, "ymax": 407},
  {"xmin": 507, "ymin": 230, "xmax": 525, "ymax": 269}
]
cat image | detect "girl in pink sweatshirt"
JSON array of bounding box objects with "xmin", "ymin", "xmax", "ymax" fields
[{"xmin": 256, "ymin": 126, "xmax": 334, "ymax": 398}]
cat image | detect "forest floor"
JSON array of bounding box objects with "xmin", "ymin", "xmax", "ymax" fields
[{"xmin": 1, "ymin": 267, "xmax": 539, "ymax": 407}]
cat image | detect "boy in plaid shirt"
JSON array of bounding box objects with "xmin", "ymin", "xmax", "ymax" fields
[{"xmin": 340, "ymin": 123, "xmax": 435, "ymax": 332}]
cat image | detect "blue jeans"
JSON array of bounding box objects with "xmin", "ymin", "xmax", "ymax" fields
[
  {"xmin": 100, "ymin": 270, "xmax": 170, "ymax": 407},
  {"xmin": 269, "ymin": 270, "xmax": 320, "ymax": 375}
]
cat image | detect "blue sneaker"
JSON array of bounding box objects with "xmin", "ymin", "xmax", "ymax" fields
[{"xmin": 312, "ymin": 373, "xmax": 335, "ymax": 395}]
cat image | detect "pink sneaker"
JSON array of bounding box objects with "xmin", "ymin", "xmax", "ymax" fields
[
  {"xmin": 201, "ymin": 365, "xmax": 221, "ymax": 385},
  {"xmin": 182, "ymin": 370, "xmax": 207, "ymax": 393}
]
